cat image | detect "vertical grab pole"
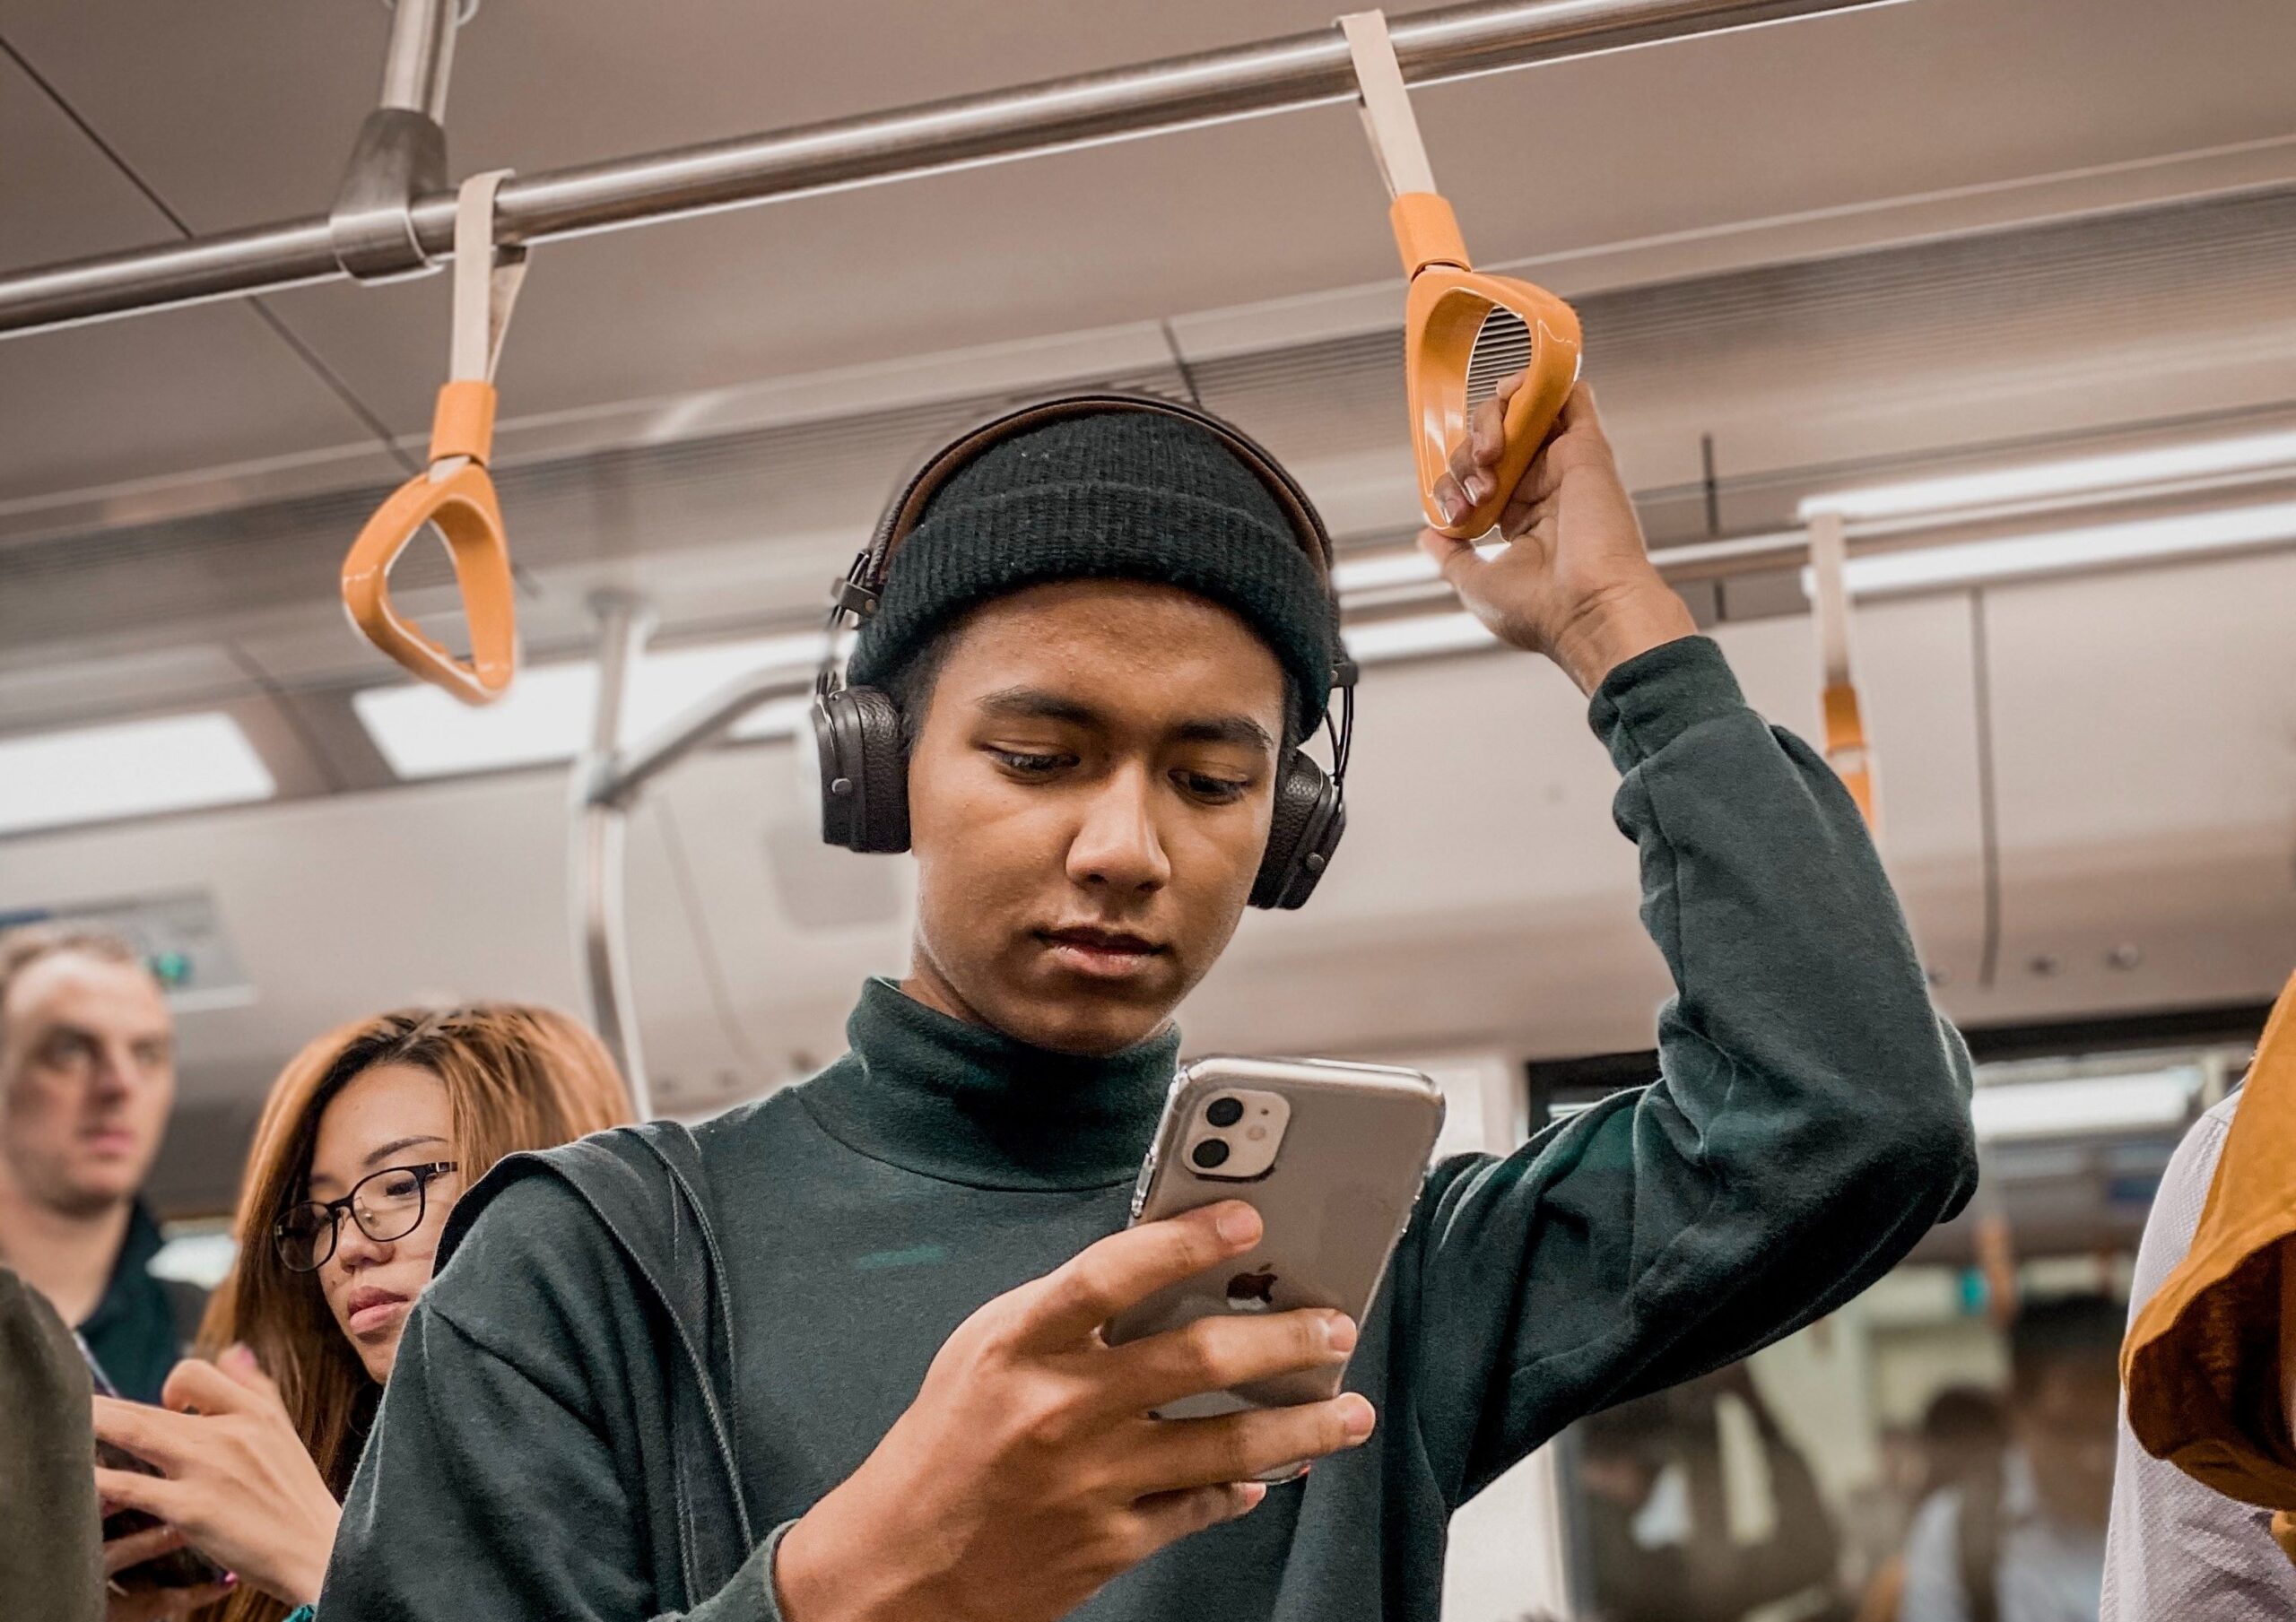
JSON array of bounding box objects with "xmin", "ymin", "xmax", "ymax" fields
[
  {"xmin": 378, "ymin": 0, "xmax": 462, "ymax": 124},
  {"xmin": 330, "ymin": 0, "xmax": 466, "ymax": 281},
  {"xmin": 574, "ymin": 590, "xmax": 656, "ymax": 1114}
]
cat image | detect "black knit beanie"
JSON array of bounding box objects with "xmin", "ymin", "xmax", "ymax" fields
[{"xmin": 846, "ymin": 412, "xmax": 1339, "ymax": 732}]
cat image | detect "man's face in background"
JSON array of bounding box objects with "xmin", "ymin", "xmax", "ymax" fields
[{"xmin": 0, "ymin": 950, "xmax": 175, "ymax": 1217}]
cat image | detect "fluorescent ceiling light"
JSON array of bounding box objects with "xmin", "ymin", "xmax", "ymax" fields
[
  {"xmin": 1344, "ymin": 611, "xmax": 1499, "ymax": 665},
  {"xmin": 356, "ymin": 631, "xmax": 823, "ymax": 780},
  {"xmin": 0, "ymin": 713, "xmax": 274, "ymax": 835},
  {"xmin": 355, "ymin": 664, "xmax": 597, "ymax": 778},
  {"xmin": 1334, "ymin": 550, "xmax": 1442, "ymax": 592},
  {"xmin": 1799, "ymin": 429, "xmax": 2296, "ymax": 524},
  {"xmin": 1970, "ymin": 1068, "xmax": 2198, "ymax": 1143},
  {"xmin": 1333, "ymin": 540, "xmax": 1509, "ymax": 596},
  {"xmin": 1813, "ymin": 498, "xmax": 2296, "ymax": 597}
]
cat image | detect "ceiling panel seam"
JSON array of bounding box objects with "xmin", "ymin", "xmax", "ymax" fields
[{"xmin": 0, "ymin": 30, "xmax": 417, "ymax": 477}]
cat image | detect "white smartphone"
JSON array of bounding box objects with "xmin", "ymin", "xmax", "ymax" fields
[{"xmin": 1104, "ymin": 1055, "xmax": 1445, "ymax": 1420}]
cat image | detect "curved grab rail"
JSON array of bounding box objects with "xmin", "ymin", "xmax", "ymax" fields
[
  {"xmin": 1343, "ymin": 11, "xmax": 1581, "ymax": 541},
  {"xmin": 342, "ymin": 170, "xmax": 527, "ymax": 705}
]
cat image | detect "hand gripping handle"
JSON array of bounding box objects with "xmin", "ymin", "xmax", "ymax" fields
[
  {"xmin": 1402, "ymin": 255, "xmax": 1582, "ymax": 539},
  {"xmin": 1342, "ymin": 12, "xmax": 1581, "ymax": 540}
]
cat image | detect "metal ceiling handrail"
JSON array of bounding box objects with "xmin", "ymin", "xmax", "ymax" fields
[{"xmin": 0, "ymin": 0, "xmax": 1896, "ymax": 337}]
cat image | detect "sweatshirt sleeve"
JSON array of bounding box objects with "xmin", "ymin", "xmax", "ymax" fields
[
  {"xmin": 318, "ymin": 1177, "xmax": 788, "ymax": 1622},
  {"xmin": 0, "ymin": 1269, "xmax": 103, "ymax": 1622},
  {"xmin": 1400, "ymin": 635, "xmax": 1978, "ymax": 1504}
]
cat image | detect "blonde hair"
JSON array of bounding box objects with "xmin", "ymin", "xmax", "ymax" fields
[{"xmin": 196, "ymin": 1005, "xmax": 632, "ymax": 1622}]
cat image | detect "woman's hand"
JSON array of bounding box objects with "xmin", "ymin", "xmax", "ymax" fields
[
  {"xmin": 92, "ymin": 1345, "xmax": 341, "ymax": 1608},
  {"xmin": 100, "ymin": 1520, "xmax": 236, "ymax": 1622},
  {"xmin": 1418, "ymin": 378, "xmax": 1697, "ymax": 696}
]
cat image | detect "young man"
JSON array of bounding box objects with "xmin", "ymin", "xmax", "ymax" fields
[
  {"xmin": 324, "ymin": 382, "xmax": 1978, "ymax": 1621},
  {"xmin": 0, "ymin": 926, "xmax": 197, "ymax": 1405}
]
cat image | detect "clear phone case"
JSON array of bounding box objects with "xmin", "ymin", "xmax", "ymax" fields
[{"xmin": 1104, "ymin": 1054, "xmax": 1445, "ymax": 1416}]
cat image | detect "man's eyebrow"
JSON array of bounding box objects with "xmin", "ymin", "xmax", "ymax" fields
[
  {"xmin": 975, "ymin": 689, "xmax": 1275, "ymax": 754},
  {"xmin": 1175, "ymin": 715, "xmax": 1276, "ymax": 754},
  {"xmin": 39, "ymin": 1020, "xmax": 171, "ymax": 1050},
  {"xmin": 975, "ymin": 687, "xmax": 1102, "ymax": 728}
]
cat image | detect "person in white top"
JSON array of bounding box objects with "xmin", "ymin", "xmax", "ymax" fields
[{"xmin": 2100, "ymin": 1092, "xmax": 2296, "ymax": 1621}]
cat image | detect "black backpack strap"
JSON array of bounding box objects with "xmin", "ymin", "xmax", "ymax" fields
[
  {"xmin": 441, "ymin": 1123, "xmax": 753, "ymax": 1608},
  {"xmin": 627, "ymin": 1125, "xmax": 755, "ymax": 1601}
]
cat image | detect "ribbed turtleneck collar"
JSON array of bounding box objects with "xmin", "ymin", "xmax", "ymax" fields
[{"xmin": 796, "ymin": 977, "xmax": 1180, "ymax": 1192}]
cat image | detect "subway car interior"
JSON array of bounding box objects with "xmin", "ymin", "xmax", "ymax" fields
[{"xmin": 2, "ymin": 2, "xmax": 2293, "ymax": 1619}]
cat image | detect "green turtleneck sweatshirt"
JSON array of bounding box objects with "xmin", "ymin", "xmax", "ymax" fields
[{"xmin": 320, "ymin": 635, "xmax": 1977, "ymax": 1622}]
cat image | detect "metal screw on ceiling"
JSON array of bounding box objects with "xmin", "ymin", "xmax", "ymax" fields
[
  {"xmin": 2107, "ymin": 943, "xmax": 2144, "ymax": 971},
  {"xmin": 2028, "ymin": 953, "xmax": 2061, "ymax": 977}
]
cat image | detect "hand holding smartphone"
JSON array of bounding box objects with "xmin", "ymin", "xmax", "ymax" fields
[
  {"xmin": 1105, "ymin": 1056, "xmax": 1443, "ymax": 1422},
  {"xmin": 76, "ymin": 1333, "xmax": 234, "ymax": 1598}
]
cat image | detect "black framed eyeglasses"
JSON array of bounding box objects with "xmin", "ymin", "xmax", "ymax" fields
[{"xmin": 273, "ymin": 1161, "xmax": 460, "ymax": 1273}]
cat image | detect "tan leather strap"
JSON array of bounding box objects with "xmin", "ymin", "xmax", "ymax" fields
[
  {"xmin": 450, "ymin": 169, "xmax": 527, "ymax": 387},
  {"xmin": 427, "ymin": 169, "xmax": 527, "ymax": 474},
  {"xmin": 1340, "ymin": 12, "xmax": 1437, "ymax": 200}
]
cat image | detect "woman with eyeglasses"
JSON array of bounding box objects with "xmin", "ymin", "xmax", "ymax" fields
[{"xmin": 87, "ymin": 1006, "xmax": 632, "ymax": 1622}]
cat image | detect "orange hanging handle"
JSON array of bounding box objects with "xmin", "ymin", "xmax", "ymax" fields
[
  {"xmin": 1342, "ymin": 12, "xmax": 1582, "ymax": 540},
  {"xmin": 1822, "ymin": 680, "xmax": 1878, "ymax": 828},
  {"xmin": 1807, "ymin": 508, "xmax": 1881, "ymax": 829},
  {"xmin": 343, "ymin": 170, "xmax": 526, "ymax": 706}
]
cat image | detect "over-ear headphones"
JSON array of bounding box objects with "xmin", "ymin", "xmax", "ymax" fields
[{"xmin": 811, "ymin": 391, "xmax": 1353, "ymax": 910}]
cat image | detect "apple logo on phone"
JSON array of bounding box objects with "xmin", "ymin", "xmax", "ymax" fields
[{"xmin": 1226, "ymin": 1269, "xmax": 1278, "ymax": 1312}]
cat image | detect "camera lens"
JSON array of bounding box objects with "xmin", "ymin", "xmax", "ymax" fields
[
  {"xmin": 1190, "ymin": 1138, "xmax": 1231, "ymax": 1170},
  {"xmin": 1205, "ymin": 1097, "xmax": 1244, "ymax": 1128}
]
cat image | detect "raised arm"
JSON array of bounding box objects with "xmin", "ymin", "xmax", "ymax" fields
[{"xmin": 1401, "ymin": 382, "xmax": 1978, "ymax": 1503}]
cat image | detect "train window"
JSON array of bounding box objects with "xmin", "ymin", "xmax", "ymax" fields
[{"xmin": 1439, "ymin": 1035, "xmax": 2260, "ymax": 1622}]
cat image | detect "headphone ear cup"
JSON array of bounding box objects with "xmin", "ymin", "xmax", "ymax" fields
[
  {"xmin": 813, "ymin": 687, "xmax": 911, "ymax": 854},
  {"xmin": 1250, "ymin": 751, "xmax": 1345, "ymax": 911}
]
